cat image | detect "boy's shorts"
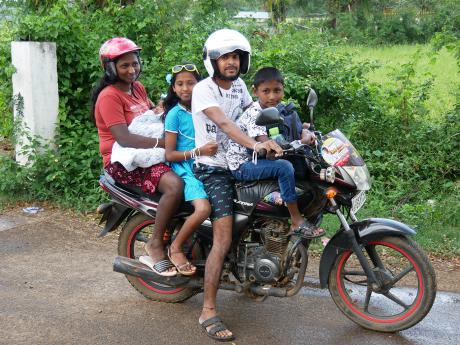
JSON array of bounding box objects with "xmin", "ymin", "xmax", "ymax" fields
[{"xmin": 194, "ymin": 165, "xmax": 234, "ymax": 221}]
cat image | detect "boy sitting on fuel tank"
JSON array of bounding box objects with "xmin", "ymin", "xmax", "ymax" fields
[{"xmin": 226, "ymin": 67, "xmax": 325, "ymax": 238}]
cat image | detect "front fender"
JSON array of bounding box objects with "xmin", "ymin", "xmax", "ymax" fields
[{"xmin": 318, "ymin": 218, "xmax": 416, "ymax": 288}]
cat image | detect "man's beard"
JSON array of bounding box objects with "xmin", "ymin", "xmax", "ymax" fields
[{"xmin": 214, "ymin": 67, "xmax": 240, "ymax": 81}]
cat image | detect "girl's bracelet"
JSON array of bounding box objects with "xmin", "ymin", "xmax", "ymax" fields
[
  {"xmin": 252, "ymin": 142, "xmax": 262, "ymax": 165},
  {"xmin": 153, "ymin": 138, "xmax": 159, "ymax": 149}
]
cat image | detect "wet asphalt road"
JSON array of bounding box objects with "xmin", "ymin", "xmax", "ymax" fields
[{"xmin": 0, "ymin": 209, "xmax": 459, "ymax": 345}]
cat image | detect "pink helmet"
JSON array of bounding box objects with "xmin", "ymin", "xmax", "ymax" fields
[{"xmin": 99, "ymin": 37, "xmax": 141, "ymax": 65}]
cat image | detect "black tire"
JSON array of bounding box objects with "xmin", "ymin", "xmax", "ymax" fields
[
  {"xmin": 328, "ymin": 235, "xmax": 436, "ymax": 332},
  {"xmin": 117, "ymin": 213, "xmax": 197, "ymax": 303}
]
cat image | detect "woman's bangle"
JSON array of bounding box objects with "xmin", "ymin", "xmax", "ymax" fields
[
  {"xmin": 196, "ymin": 147, "xmax": 201, "ymax": 157},
  {"xmin": 153, "ymin": 138, "xmax": 159, "ymax": 149},
  {"xmin": 183, "ymin": 151, "xmax": 187, "ymax": 161}
]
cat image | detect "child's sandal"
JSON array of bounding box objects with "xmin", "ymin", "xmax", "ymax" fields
[
  {"xmin": 167, "ymin": 247, "xmax": 196, "ymax": 276},
  {"xmin": 291, "ymin": 221, "xmax": 326, "ymax": 239}
]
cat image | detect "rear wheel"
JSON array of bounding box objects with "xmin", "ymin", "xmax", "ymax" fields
[
  {"xmin": 117, "ymin": 213, "xmax": 198, "ymax": 302},
  {"xmin": 328, "ymin": 236, "xmax": 436, "ymax": 332}
]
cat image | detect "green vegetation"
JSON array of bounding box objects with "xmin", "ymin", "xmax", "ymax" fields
[
  {"xmin": 0, "ymin": 0, "xmax": 458, "ymax": 255},
  {"xmin": 342, "ymin": 45, "xmax": 459, "ymax": 117}
]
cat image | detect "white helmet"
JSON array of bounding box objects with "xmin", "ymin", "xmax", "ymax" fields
[{"xmin": 203, "ymin": 29, "xmax": 251, "ymax": 78}]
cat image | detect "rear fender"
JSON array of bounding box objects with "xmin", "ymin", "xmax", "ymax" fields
[
  {"xmin": 318, "ymin": 218, "xmax": 416, "ymax": 288},
  {"xmin": 97, "ymin": 202, "xmax": 132, "ymax": 238}
]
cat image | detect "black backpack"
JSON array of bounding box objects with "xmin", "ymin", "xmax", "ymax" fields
[{"xmin": 266, "ymin": 102, "xmax": 303, "ymax": 144}]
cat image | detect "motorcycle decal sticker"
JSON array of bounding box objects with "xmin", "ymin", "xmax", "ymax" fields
[{"xmin": 321, "ymin": 137, "xmax": 351, "ymax": 167}]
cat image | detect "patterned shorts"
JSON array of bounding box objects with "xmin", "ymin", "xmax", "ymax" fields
[
  {"xmin": 105, "ymin": 162, "xmax": 171, "ymax": 195},
  {"xmin": 194, "ymin": 165, "xmax": 234, "ymax": 221}
]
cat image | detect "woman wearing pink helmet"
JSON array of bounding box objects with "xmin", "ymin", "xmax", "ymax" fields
[{"xmin": 91, "ymin": 37, "xmax": 182, "ymax": 276}]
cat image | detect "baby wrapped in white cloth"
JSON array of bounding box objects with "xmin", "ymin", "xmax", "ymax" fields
[{"xmin": 111, "ymin": 110, "xmax": 165, "ymax": 172}]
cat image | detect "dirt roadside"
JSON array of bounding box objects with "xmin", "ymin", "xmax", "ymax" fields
[{"xmin": 2, "ymin": 202, "xmax": 460, "ymax": 293}]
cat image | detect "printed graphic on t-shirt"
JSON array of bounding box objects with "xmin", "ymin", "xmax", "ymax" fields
[
  {"xmin": 226, "ymin": 102, "xmax": 267, "ymax": 171},
  {"xmin": 192, "ymin": 77, "xmax": 252, "ymax": 168}
]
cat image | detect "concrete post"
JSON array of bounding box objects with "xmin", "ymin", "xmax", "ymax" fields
[{"xmin": 11, "ymin": 42, "xmax": 59, "ymax": 165}]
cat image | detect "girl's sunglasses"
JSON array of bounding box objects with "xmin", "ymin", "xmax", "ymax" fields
[{"xmin": 172, "ymin": 64, "xmax": 198, "ymax": 74}]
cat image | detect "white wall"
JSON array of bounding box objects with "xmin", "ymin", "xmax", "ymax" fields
[{"xmin": 11, "ymin": 41, "xmax": 59, "ymax": 165}]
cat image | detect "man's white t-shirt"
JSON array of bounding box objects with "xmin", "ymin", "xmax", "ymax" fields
[{"xmin": 192, "ymin": 77, "xmax": 252, "ymax": 168}]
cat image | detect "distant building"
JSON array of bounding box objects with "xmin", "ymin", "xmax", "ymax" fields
[{"xmin": 233, "ymin": 11, "xmax": 270, "ymax": 21}]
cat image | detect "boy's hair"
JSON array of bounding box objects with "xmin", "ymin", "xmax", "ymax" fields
[{"xmin": 253, "ymin": 67, "xmax": 284, "ymax": 88}]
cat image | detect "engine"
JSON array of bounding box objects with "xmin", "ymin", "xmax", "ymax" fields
[{"xmin": 238, "ymin": 218, "xmax": 291, "ymax": 283}]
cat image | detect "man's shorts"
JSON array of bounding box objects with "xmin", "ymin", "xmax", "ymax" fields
[{"xmin": 194, "ymin": 164, "xmax": 234, "ymax": 221}]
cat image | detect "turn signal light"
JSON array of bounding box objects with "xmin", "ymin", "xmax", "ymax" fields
[{"xmin": 325, "ymin": 187, "xmax": 338, "ymax": 199}]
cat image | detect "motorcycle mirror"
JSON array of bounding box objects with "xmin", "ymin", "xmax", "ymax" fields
[
  {"xmin": 307, "ymin": 89, "xmax": 318, "ymax": 109},
  {"xmin": 306, "ymin": 89, "xmax": 318, "ymax": 131},
  {"xmin": 255, "ymin": 107, "xmax": 284, "ymax": 126}
]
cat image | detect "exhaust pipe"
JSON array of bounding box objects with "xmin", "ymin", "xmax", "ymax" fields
[
  {"xmin": 113, "ymin": 256, "xmax": 191, "ymax": 287},
  {"xmin": 114, "ymin": 256, "xmax": 244, "ymax": 292},
  {"xmin": 249, "ymin": 285, "xmax": 288, "ymax": 297}
]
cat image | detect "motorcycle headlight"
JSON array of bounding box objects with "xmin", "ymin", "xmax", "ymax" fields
[{"xmin": 338, "ymin": 166, "xmax": 371, "ymax": 191}]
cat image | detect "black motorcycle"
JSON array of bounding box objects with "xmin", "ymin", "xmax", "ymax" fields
[{"xmin": 97, "ymin": 89, "xmax": 436, "ymax": 332}]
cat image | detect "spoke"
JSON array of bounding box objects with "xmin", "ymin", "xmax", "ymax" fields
[
  {"xmin": 363, "ymin": 286, "xmax": 373, "ymax": 312},
  {"xmin": 389, "ymin": 265, "xmax": 414, "ymax": 285},
  {"xmin": 344, "ymin": 277, "xmax": 368, "ymax": 285},
  {"xmin": 342, "ymin": 270, "xmax": 367, "ymax": 276},
  {"xmin": 383, "ymin": 291, "xmax": 410, "ymax": 310}
]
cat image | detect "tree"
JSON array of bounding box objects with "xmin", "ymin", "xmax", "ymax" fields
[{"xmin": 267, "ymin": 0, "xmax": 286, "ymax": 26}]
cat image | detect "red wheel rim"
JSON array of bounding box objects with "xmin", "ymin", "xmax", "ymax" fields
[
  {"xmin": 336, "ymin": 240, "xmax": 424, "ymax": 323},
  {"xmin": 127, "ymin": 219, "xmax": 184, "ymax": 294}
]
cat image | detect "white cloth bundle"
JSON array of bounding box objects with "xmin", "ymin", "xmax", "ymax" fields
[{"xmin": 111, "ymin": 110, "xmax": 165, "ymax": 172}]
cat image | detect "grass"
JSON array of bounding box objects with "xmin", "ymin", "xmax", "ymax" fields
[{"xmin": 341, "ymin": 44, "xmax": 459, "ymax": 118}]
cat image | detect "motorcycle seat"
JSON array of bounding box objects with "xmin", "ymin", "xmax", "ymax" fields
[
  {"xmin": 234, "ymin": 180, "xmax": 280, "ymax": 215},
  {"xmin": 101, "ymin": 170, "xmax": 195, "ymax": 216}
]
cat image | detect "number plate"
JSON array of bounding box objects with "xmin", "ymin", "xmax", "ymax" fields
[{"xmin": 351, "ymin": 191, "xmax": 366, "ymax": 214}]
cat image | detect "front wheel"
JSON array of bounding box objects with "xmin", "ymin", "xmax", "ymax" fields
[
  {"xmin": 328, "ymin": 235, "xmax": 436, "ymax": 332},
  {"xmin": 118, "ymin": 213, "xmax": 198, "ymax": 303}
]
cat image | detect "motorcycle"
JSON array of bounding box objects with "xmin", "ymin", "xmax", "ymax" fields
[{"xmin": 97, "ymin": 89, "xmax": 436, "ymax": 332}]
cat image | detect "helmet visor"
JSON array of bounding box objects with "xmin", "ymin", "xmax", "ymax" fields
[{"xmin": 208, "ymin": 46, "xmax": 248, "ymax": 60}]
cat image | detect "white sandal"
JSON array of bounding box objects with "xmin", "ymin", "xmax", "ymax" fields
[{"xmin": 139, "ymin": 256, "xmax": 177, "ymax": 277}]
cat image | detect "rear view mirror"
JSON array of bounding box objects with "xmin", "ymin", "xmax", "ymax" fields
[
  {"xmin": 307, "ymin": 89, "xmax": 318, "ymax": 109},
  {"xmin": 255, "ymin": 107, "xmax": 283, "ymax": 126}
]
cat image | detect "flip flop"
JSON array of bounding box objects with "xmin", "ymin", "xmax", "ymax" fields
[
  {"xmin": 199, "ymin": 316, "xmax": 235, "ymax": 342},
  {"xmin": 167, "ymin": 247, "xmax": 196, "ymax": 276},
  {"xmin": 291, "ymin": 221, "xmax": 326, "ymax": 239},
  {"xmin": 138, "ymin": 256, "xmax": 177, "ymax": 277}
]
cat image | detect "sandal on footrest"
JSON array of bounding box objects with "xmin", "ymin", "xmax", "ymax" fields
[
  {"xmin": 167, "ymin": 247, "xmax": 196, "ymax": 276},
  {"xmin": 199, "ymin": 316, "xmax": 235, "ymax": 342},
  {"xmin": 139, "ymin": 256, "xmax": 177, "ymax": 277},
  {"xmin": 291, "ymin": 221, "xmax": 326, "ymax": 239}
]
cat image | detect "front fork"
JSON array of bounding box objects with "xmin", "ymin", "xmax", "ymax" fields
[{"xmin": 328, "ymin": 197, "xmax": 382, "ymax": 290}]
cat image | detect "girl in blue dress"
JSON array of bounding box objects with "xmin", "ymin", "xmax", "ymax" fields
[{"xmin": 164, "ymin": 63, "xmax": 218, "ymax": 275}]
